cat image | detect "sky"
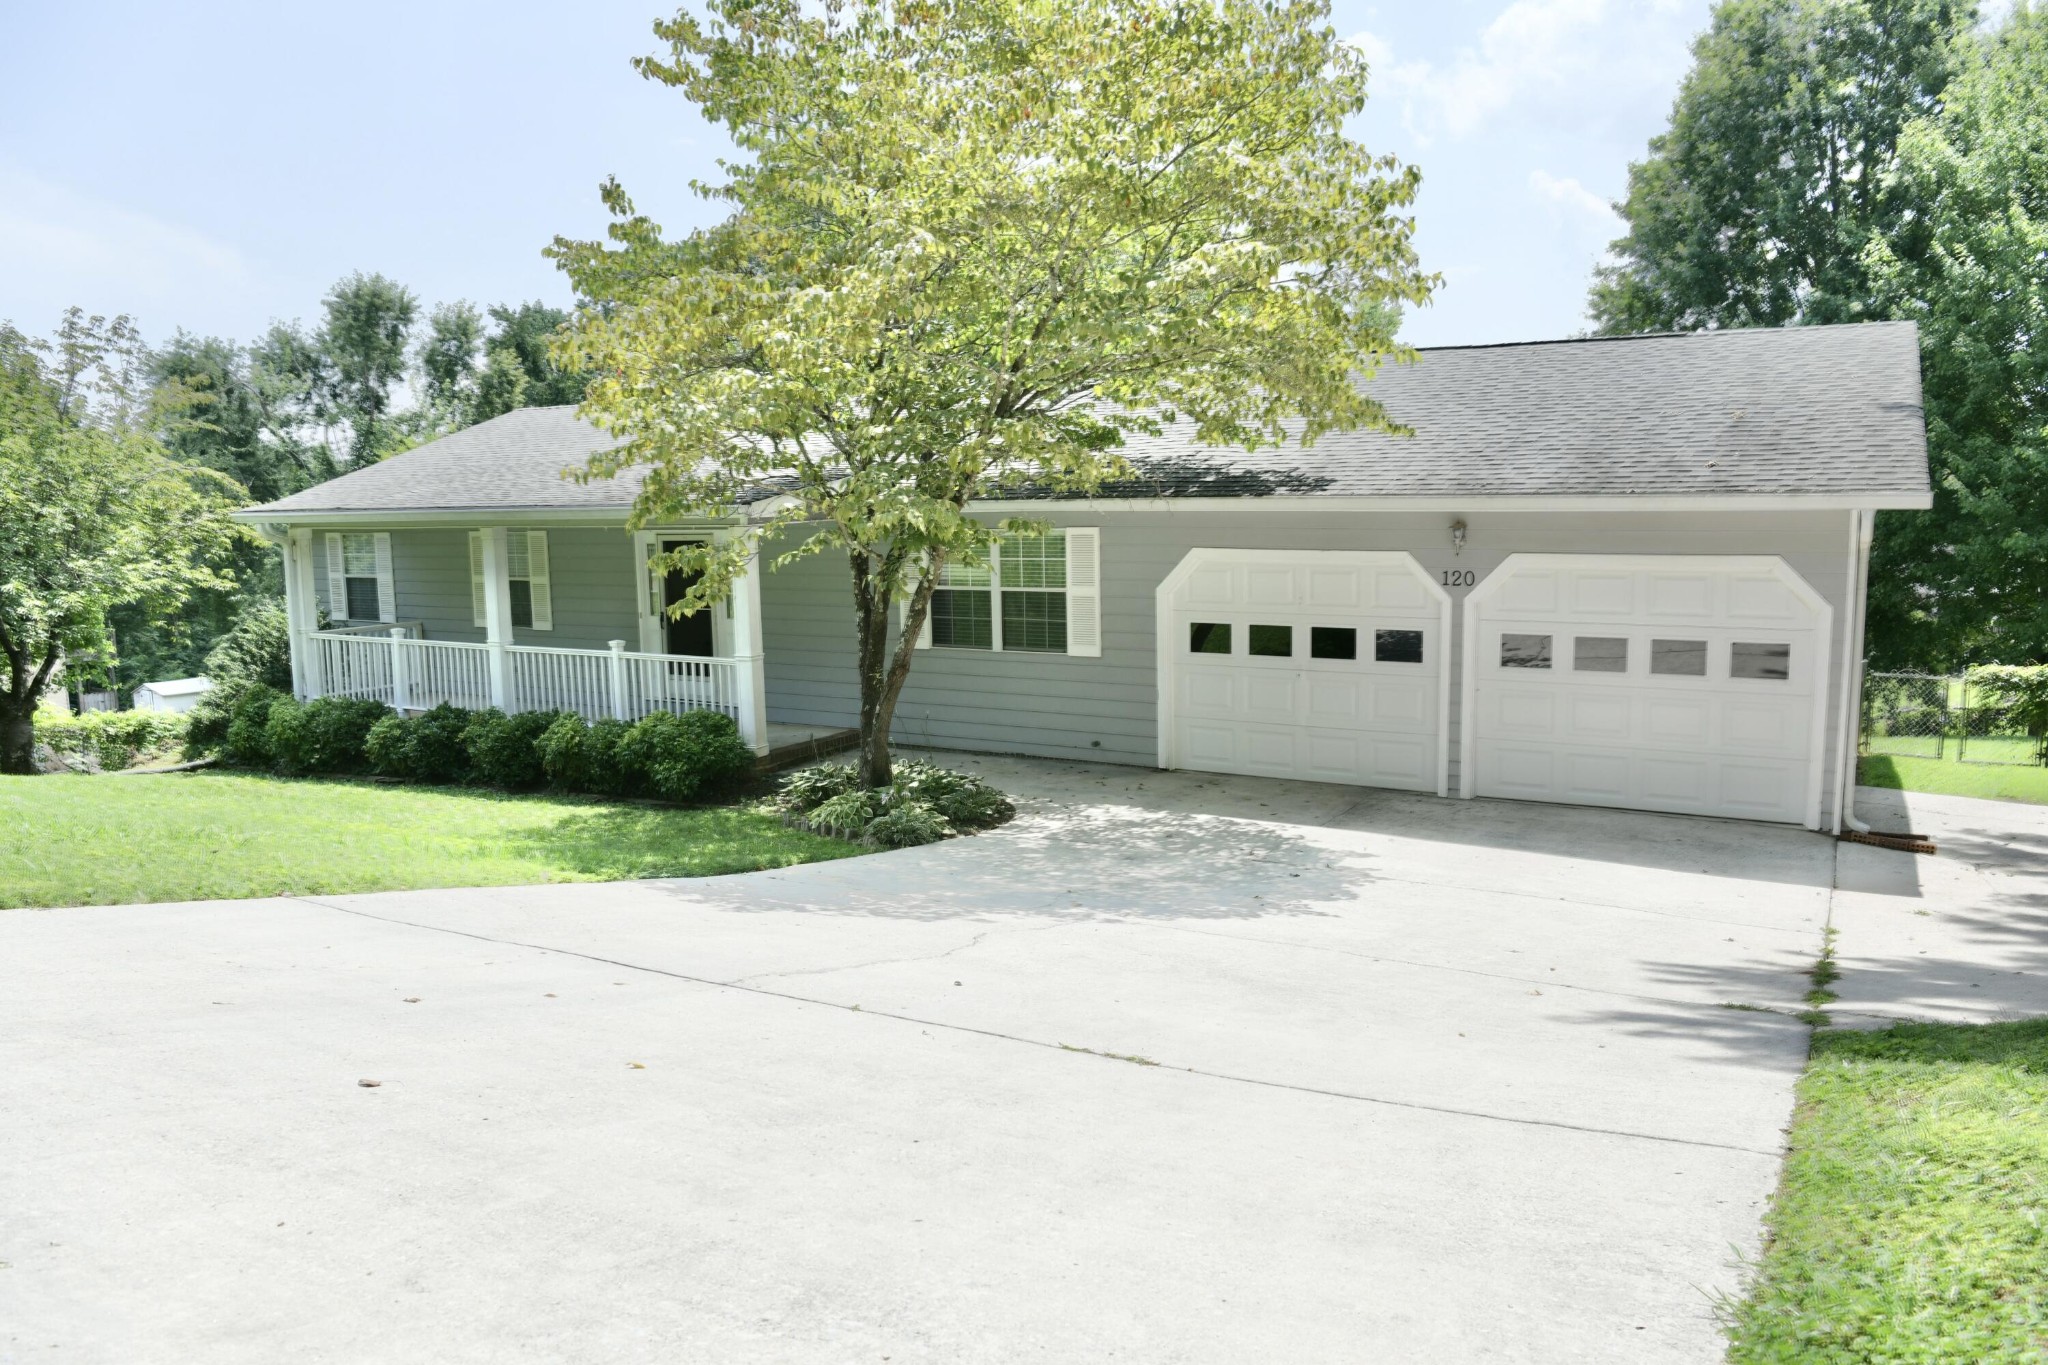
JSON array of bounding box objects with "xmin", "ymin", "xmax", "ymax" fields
[{"xmin": 0, "ymin": 0, "xmax": 1721, "ymax": 354}]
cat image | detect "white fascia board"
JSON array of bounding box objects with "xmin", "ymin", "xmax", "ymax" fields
[
  {"xmin": 232, "ymin": 506, "xmax": 743, "ymax": 530},
  {"xmin": 972, "ymin": 492, "xmax": 1934, "ymax": 514}
]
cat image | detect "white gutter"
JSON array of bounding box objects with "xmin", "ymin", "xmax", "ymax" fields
[
  {"xmin": 971, "ymin": 492, "xmax": 1936, "ymax": 514},
  {"xmin": 1835, "ymin": 509, "xmax": 1877, "ymax": 834}
]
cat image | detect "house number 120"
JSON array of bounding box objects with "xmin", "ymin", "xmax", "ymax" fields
[{"xmin": 1441, "ymin": 569, "xmax": 1476, "ymax": 588}]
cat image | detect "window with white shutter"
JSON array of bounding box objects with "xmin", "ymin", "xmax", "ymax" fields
[
  {"xmin": 920, "ymin": 528, "xmax": 1100, "ymax": 656},
  {"xmin": 472, "ymin": 530, "xmax": 553, "ymax": 632},
  {"xmin": 328, "ymin": 532, "xmax": 393, "ymax": 622}
]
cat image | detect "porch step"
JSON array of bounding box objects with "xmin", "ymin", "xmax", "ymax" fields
[{"xmin": 756, "ymin": 725, "xmax": 860, "ymax": 774}]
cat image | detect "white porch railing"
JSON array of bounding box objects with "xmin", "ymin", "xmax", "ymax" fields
[{"xmin": 302, "ymin": 629, "xmax": 760, "ymax": 747}]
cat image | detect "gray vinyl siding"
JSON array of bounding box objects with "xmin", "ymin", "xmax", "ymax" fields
[
  {"xmin": 757, "ymin": 506, "xmax": 1858, "ymax": 828},
  {"xmin": 303, "ymin": 506, "xmax": 1862, "ymax": 830},
  {"xmin": 310, "ymin": 526, "xmax": 641, "ymax": 650}
]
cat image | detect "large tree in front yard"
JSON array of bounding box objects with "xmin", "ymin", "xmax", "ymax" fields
[
  {"xmin": 550, "ymin": 0, "xmax": 1434, "ymax": 787},
  {"xmin": 0, "ymin": 317, "xmax": 242, "ymax": 773}
]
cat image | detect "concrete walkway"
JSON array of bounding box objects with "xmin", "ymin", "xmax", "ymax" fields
[
  {"xmin": 1832, "ymin": 786, "xmax": 2048, "ymax": 1025},
  {"xmin": 5, "ymin": 755, "xmax": 2003, "ymax": 1364}
]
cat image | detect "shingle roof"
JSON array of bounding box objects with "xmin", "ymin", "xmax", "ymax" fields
[{"xmin": 242, "ymin": 321, "xmax": 1928, "ymax": 517}]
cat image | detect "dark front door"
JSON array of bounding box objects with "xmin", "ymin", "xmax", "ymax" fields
[{"xmin": 661, "ymin": 539, "xmax": 715, "ymax": 657}]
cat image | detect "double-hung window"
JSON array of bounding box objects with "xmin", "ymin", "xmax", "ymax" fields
[
  {"xmin": 920, "ymin": 528, "xmax": 1100, "ymax": 657},
  {"xmin": 468, "ymin": 530, "xmax": 553, "ymax": 631},
  {"xmin": 325, "ymin": 532, "xmax": 395, "ymax": 624}
]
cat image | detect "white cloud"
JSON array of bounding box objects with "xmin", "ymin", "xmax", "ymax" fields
[
  {"xmin": 1352, "ymin": 0, "xmax": 1693, "ymax": 142},
  {"xmin": 1528, "ymin": 169, "xmax": 1620, "ymax": 229},
  {"xmin": 0, "ymin": 165, "xmax": 261, "ymax": 335}
]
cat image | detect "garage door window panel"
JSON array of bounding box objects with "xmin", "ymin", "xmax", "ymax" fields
[
  {"xmin": 1573, "ymin": 636, "xmax": 1629, "ymax": 674},
  {"xmin": 1500, "ymin": 633, "xmax": 1552, "ymax": 669},
  {"xmin": 1310, "ymin": 626, "xmax": 1356, "ymax": 660},
  {"xmin": 1375, "ymin": 629, "xmax": 1425, "ymax": 664},
  {"xmin": 1731, "ymin": 641, "xmax": 1791, "ymax": 681},
  {"xmin": 1248, "ymin": 624, "xmax": 1293, "ymax": 658},
  {"xmin": 1650, "ymin": 638, "xmax": 1708, "ymax": 677},
  {"xmin": 1189, "ymin": 622, "xmax": 1232, "ymax": 654}
]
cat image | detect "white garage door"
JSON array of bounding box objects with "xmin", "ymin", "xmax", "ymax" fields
[
  {"xmin": 1465, "ymin": 555, "xmax": 1832, "ymax": 826},
  {"xmin": 1159, "ymin": 550, "xmax": 1448, "ymax": 793}
]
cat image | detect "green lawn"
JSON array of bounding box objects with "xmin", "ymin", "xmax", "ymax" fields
[
  {"xmin": 1859, "ymin": 754, "xmax": 2048, "ymax": 805},
  {"xmin": 1726, "ymin": 1020, "xmax": 2048, "ymax": 1363},
  {"xmin": 0, "ymin": 772, "xmax": 860, "ymax": 909}
]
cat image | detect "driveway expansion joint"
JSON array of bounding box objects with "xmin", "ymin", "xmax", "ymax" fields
[{"xmin": 286, "ymin": 894, "xmax": 1781, "ymax": 1157}]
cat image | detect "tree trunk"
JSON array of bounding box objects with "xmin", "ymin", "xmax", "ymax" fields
[
  {"xmin": 0, "ymin": 640, "xmax": 61, "ymax": 776},
  {"xmin": 849, "ymin": 545, "xmax": 941, "ymax": 789},
  {"xmin": 0, "ymin": 695, "xmax": 37, "ymax": 775}
]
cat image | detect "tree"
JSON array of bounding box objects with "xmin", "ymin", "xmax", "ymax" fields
[
  {"xmin": 486, "ymin": 302, "xmax": 588, "ymax": 408},
  {"xmin": 316, "ymin": 271, "xmax": 419, "ymax": 462},
  {"xmin": 1591, "ymin": 0, "xmax": 1973, "ymax": 333},
  {"xmin": 0, "ymin": 318, "xmax": 242, "ymax": 772},
  {"xmin": 1864, "ymin": 7, "xmax": 2048, "ymax": 666},
  {"xmin": 551, "ymin": 0, "xmax": 1432, "ymax": 786},
  {"xmin": 420, "ymin": 301, "xmax": 486, "ymax": 416}
]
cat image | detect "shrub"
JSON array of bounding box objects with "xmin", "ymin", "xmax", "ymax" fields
[
  {"xmin": 267, "ymin": 696, "xmax": 390, "ymax": 776},
  {"xmin": 890, "ymin": 759, "xmax": 1015, "ymax": 830},
  {"xmin": 778, "ymin": 758, "xmax": 1013, "ymax": 847},
  {"xmin": 807, "ymin": 788, "xmax": 888, "ymax": 837},
  {"xmin": 619, "ymin": 710, "xmax": 755, "ymax": 802},
  {"xmin": 462, "ymin": 708, "xmax": 563, "ymax": 790},
  {"xmin": 537, "ymin": 713, "xmax": 638, "ymax": 795},
  {"xmin": 35, "ymin": 710, "xmax": 189, "ymax": 771},
  {"xmin": 864, "ymin": 802, "xmax": 954, "ymax": 849},
  {"xmin": 220, "ymin": 686, "xmax": 285, "ymax": 767},
  {"xmin": 774, "ymin": 762, "xmax": 862, "ymax": 814},
  {"xmin": 187, "ymin": 600, "xmax": 295, "ymax": 757},
  {"xmin": 365, "ymin": 703, "xmax": 475, "ymax": 784}
]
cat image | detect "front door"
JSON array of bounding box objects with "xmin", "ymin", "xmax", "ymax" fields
[{"xmin": 660, "ymin": 539, "xmax": 716, "ymax": 657}]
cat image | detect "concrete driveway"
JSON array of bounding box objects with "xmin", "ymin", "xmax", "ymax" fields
[{"xmin": 2, "ymin": 753, "xmax": 1851, "ymax": 1364}]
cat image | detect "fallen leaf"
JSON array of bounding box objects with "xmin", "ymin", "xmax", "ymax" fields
[
  {"xmin": 627, "ymin": 1062, "xmax": 646, "ymax": 1070},
  {"xmin": 403, "ymin": 997, "xmax": 420, "ymax": 1004},
  {"xmin": 358, "ymin": 1079, "xmax": 381, "ymax": 1088}
]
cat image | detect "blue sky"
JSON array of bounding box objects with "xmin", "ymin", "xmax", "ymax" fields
[{"xmin": 1, "ymin": 0, "xmax": 1718, "ymax": 352}]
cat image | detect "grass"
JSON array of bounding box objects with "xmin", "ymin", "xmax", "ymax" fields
[
  {"xmin": 1859, "ymin": 753, "xmax": 2048, "ymax": 805},
  {"xmin": 1725, "ymin": 1019, "xmax": 2048, "ymax": 1364},
  {"xmin": 0, "ymin": 771, "xmax": 861, "ymax": 909}
]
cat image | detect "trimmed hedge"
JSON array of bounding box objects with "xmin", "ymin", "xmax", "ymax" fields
[
  {"xmin": 463, "ymin": 709, "xmax": 566, "ymax": 790},
  {"xmin": 365, "ymin": 703, "xmax": 474, "ymax": 785},
  {"xmin": 267, "ymin": 697, "xmax": 391, "ymax": 777},
  {"xmin": 619, "ymin": 710, "xmax": 756, "ymax": 802},
  {"xmin": 210, "ymin": 692, "xmax": 758, "ymax": 805}
]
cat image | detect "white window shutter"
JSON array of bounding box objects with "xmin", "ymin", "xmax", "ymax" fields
[
  {"xmin": 372, "ymin": 533, "xmax": 396, "ymax": 623},
  {"xmin": 1064, "ymin": 527, "xmax": 1101, "ymax": 657},
  {"xmin": 525, "ymin": 531, "xmax": 553, "ymax": 630},
  {"xmin": 468, "ymin": 532, "xmax": 486, "ymax": 628},
  {"xmin": 325, "ymin": 533, "xmax": 348, "ymax": 621},
  {"xmin": 905, "ymin": 567, "xmax": 932, "ymax": 649}
]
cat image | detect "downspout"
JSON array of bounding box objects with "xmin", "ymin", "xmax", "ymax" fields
[{"xmin": 1837, "ymin": 510, "xmax": 1875, "ymax": 834}]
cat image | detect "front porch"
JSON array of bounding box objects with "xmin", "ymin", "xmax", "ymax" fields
[{"xmin": 277, "ymin": 524, "xmax": 777, "ymax": 753}]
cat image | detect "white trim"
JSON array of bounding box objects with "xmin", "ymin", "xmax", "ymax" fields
[
  {"xmin": 970, "ymin": 492, "xmax": 1934, "ymax": 514},
  {"xmin": 524, "ymin": 530, "xmax": 553, "ymax": 631},
  {"xmin": 325, "ymin": 533, "xmax": 347, "ymax": 621},
  {"xmin": 468, "ymin": 532, "xmax": 487, "ymax": 627},
  {"xmin": 372, "ymin": 532, "xmax": 396, "ymax": 623},
  {"xmin": 631, "ymin": 530, "xmax": 661, "ymax": 652},
  {"xmin": 1064, "ymin": 527, "xmax": 1102, "ymax": 657},
  {"xmin": 1458, "ymin": 552, "xmax": 1835, "ymax": 829},
  {"xmin": 234, "ymin": 489, "xmax": 1933, "ymax": 530},
  {"xmin": 1835, "ymin": 511, "xmax": 1876, "ymax": 834},
  {"xmin": 1153, "ymin": 548, "xmax": 1453, "ymax": 797}
]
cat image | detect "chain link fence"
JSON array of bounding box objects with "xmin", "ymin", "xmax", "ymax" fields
[{"xmin": 1863, "ymin": 671, "xmax": 2047, "ymax": 767}]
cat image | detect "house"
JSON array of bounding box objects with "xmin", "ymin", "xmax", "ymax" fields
[
  {"xmin": 133, "ymin": 677, "xmax": 214, "ymax": 714},
  {"xmin": 233, "ymin": 322, "xmax": 1930, "ymax": 833}
]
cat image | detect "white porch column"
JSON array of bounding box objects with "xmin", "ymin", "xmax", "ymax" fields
[
  {"xmin": 480, "ymin": 527, "xmax": 515, "ymax": 709},
  {"xmin": 283, "ymin": 527, "xmax": 322, "ymax": 699},
  {"xmin": 727, "ymin": 538, "xmax": 770, "ymax": 754}
]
